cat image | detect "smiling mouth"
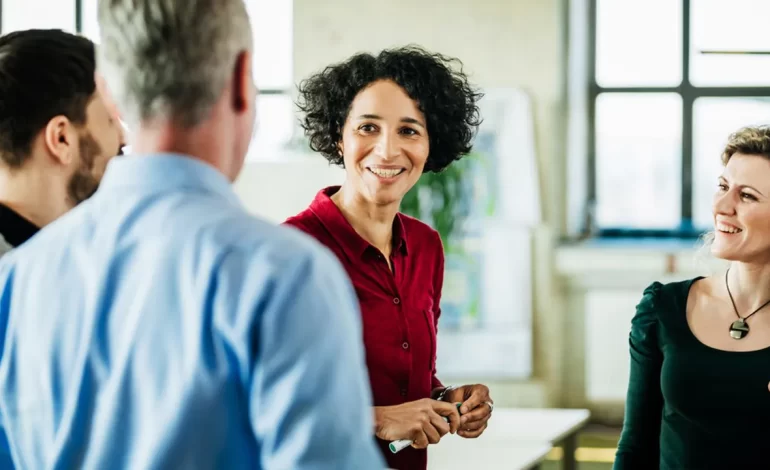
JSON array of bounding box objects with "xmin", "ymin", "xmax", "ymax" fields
[
  {"xmin": 367, "ymin": 167, "xmax": 405, "ymax": 178},
  {"xmin": 716, "ymin": 222, "xmax": 743, "ymax": 234}
]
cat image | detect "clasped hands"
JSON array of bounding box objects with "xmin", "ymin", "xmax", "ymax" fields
[{"xmin": 374, "ymin": 384, "xmax": 493, "ymax": 449}]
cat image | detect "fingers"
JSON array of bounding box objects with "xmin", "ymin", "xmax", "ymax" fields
[
  {"xmin": 411, "ymin": 430, "xmax": 429, "ymax": 449},
  {"xmin": 428, "ymin": 410, "xmax": 451, "ymax": 437},
  {"xmin": 458, "ymin": 422, "xmax": 488, "ymax": 439},
  {"xmin": 421, "ymin": 417, "xmax": 442, "ymax": 444},
  {"xmin": 431, "ymin": 399, "xmax": 461, "ymax": 434},
  {"xmin": 445, "ymin": 407, "xmax": 460, "ymax": 434},
  {"xmin": 459, "ymin": 385, "xmax": 489, "ymax": 415},
  {"xmin": 460, "ymin": 409, "xmax": 492, "ymax": 431},
  {"xmin": 459, "ymin": 402, "xmax": 492, "ymax": 427}
]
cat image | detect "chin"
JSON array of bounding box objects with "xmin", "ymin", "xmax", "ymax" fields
[
  {"xmin": 710, "ymin": 237, "xmax": 736, "ymax": 258},
  {"xmin": 364, "ymin": 185, "xmax": 405, "ymax": 206},
  {"xmin": 371, "ymin": 194, "xmax": 402, "ymax": 207},
  {"xmin": 710, "ymin": 246, "xmax": 737, "ymax": 261},
  {"xmin": 711, "ymin": 243, "xmax": 767, "ymax": 264}
]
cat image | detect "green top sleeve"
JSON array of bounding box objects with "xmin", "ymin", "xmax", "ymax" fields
[{"xmin": 613, "ymin": 282, "xmax": 664, "ymax": 470}]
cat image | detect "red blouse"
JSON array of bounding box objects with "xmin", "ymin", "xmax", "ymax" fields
[{"xmin": 284, "ymin": 186, "xmax": 444, "ymax": 470}]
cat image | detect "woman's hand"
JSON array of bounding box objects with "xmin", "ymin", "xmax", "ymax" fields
[
  {"xmin": 374, "ymin": 399, "xmax": 461, "ymax": 449},
  {"xmin": 443, "ymin": 384, "xmax": 493, "ymax": 438}
]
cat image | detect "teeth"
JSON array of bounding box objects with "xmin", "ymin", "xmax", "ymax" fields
[
  {"xmin": 369, "ymin": 168, "xmax": 402, "ymax": 178},
  {"xmin": 717, "ymin": 223, "xmax": 742, "ymax": 234}
]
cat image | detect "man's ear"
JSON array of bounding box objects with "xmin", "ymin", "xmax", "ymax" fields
[
  {"xmin": 42, "ymin": 116, "xmax": 75, "ymax": 166},
  {"xmin": 231, "ymin": 50, "xmax": 254, "ymax": 113}
]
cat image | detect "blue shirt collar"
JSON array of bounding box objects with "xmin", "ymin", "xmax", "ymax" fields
[{"xmin": 98, "ymin": 153, "xmax": 241, "ymax": 206}]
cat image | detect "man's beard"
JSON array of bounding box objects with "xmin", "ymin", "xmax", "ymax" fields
[{"xmin": 66, "ymin": 132, "xmax": 102, "ymax": 205}]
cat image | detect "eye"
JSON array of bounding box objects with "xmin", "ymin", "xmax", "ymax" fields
[
  {"xmin": 717, "ymin": 183, "xmax": 728, "ymax": 191},
  {"xmin": 358, "ymin": 124, "xmax": 377, "ymax": 133},
  {"xmin": 741, "ymin": 192, "xmax": 757, "ymax": 201},
  {"xmin": 400, "ymin": 127, "xmax": 419, "ymax": 136}
]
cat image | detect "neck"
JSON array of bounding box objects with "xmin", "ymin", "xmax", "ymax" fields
[
  {"xmin": 130, "ymin": 115, "xmax": 238, "ymax": 181},
  {"xmin": 726, "ymin": 262, "xmax": 770, "ymax": 314},
  {"xmin": 0, "ymin": 164, "xmax": 70, "ymax": 228},
  {"xmin": 332, "ymin": 182, "xmax": 399, "ymax": 255}
]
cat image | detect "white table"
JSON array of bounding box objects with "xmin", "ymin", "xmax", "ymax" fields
[
  {"xmin": 481, "ymin": 408, "xmax": 591, "ymax": 470},
  {"xmin": 428, "ymin": 435, "xmax": 552, "ymax": 470}
]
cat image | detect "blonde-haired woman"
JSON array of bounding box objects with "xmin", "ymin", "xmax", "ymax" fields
[{"xmin": 615, "ymin": 125, "xmax": 770, "ymax": 469}]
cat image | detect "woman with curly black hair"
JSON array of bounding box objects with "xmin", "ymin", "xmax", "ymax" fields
[{"xmin": 284, "ymin": 45, "xmax": 493, "ymax": 469}]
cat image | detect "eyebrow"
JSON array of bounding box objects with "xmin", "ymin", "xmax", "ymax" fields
[
  {"xmin": 719, "ymin": 176, "xmax": 766, "ymax": 197},
  {"xmin": 356, "ymin": 114, "xmax": 425, "ymax": 129}
]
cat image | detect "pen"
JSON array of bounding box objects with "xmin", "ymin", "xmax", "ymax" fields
[{"xmin": 389, "ymin": 403, "xmax": 462, "ymax": 454}]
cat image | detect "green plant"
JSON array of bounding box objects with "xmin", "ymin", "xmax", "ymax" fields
[{"xmin": 400, "ymin": 153, "xmax": 480, "ymax": 249}]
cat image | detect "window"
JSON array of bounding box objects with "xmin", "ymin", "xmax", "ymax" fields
[
  {"xmin": 1, "ymin": 0, "xmax": 295, "ymax": 162},
  {"xmin": 1, "ymin": 0, "xmax": 76, "ymax": 33},
  {"xmin": 80, "ymin": 0, "xmax": 99, "ymax": 42},
  {"xmin": 594, "ymin": 93, "xmax": 682, "ymax": 229},
  {"xmin": 692, "ymin": 97, "xmax": 770, "ymax": 228},
  {"xmin": 586, "ymin": 0, "xmax": 770, "ymax": 237},
  {"xmin": 243, "ymin": 0, "xmax": 296, "ymax": 162}
]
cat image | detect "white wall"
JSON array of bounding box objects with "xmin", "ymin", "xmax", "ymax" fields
[{"xmin": 234, "ymin": 154, "xmax": 344, "ymax": 222}]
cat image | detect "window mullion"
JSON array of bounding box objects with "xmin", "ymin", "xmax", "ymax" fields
[{"xmin": 680, "ymin": 0, "xmax": 693, "ymax": 227}]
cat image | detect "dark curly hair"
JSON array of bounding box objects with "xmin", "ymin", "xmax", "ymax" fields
[{"xmin": 296, "ymin": 45, "xmax": 483, "ymax": 173}]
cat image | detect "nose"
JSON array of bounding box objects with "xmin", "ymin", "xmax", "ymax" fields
[
  {"xmin": 374, "ymin": 131, "xmax": 400, "ymax": 160},
  {"xmin": 713, "ymin": 189, "xmax": 737, "ymax": 217}
]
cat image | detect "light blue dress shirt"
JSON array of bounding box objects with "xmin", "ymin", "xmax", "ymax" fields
[{"xmin": 0, "ymin": 154, "xmax": 386, "ymax": 469}]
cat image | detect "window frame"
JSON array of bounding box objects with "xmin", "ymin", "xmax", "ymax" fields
[{"xmin": 580, "ymin": 0, "xmax": 770, "ymax": 239}]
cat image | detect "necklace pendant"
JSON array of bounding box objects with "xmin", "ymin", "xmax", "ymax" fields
[{"xmin": 729, "ymin": 319, "xmax": 749, "ymax": 339}]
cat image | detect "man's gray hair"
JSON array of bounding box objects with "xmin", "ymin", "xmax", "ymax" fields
[{"xmin": 97, "ymin": 0, "xmax": 253, "ymax": 129}]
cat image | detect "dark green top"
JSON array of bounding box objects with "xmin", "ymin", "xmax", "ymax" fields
[{"xmin": 614, "ymin": 278, "xmax": 770, "ymax": 469}]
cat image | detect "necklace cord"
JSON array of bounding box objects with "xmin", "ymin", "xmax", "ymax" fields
[{"xmin": 725, "ymin": 268, "xmax": 770, "ymax": 322}]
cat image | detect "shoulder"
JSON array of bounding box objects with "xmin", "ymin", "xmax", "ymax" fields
[
  {"xmin": 398, "ymin": 212, "xmax": 443, "ymax": 248},
  {"xmin": 218, "ymin": 217, "xmax": 353, "ymax": 313},
  {"xmin": 283, "ymin": 206, "xmax": 321, "ymax": 234},
  {"xmin": 0, "ymin": 202, "xmax": 88, "ymax": 270},
  {"xmin": 632, "ymin": 277, "xmax": 701, "ymax": 335},
  {"xmin": 200, "ymin": 216, "xmax": 352, "ymax": 327},
  {"xmin": 221, "ymin": 213, "xmax": 337, "ymax": 271}
]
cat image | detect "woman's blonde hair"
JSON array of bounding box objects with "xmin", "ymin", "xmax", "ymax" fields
[{"xmin": 721, "ymin": 125, "xmax": 770, "ymax": 165}]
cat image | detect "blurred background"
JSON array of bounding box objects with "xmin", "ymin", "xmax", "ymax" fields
[{"xmin": 3, "ymin": 0, "xmax": 770, "ymax": 467}]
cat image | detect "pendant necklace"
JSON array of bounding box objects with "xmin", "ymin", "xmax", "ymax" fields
[{"xmin": 725, "ymin": 268, "xmax": 770, "ymax": 340}]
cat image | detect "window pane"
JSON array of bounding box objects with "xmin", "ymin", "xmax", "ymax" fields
[
  {"xmin": 692, "ymin": 98, "xmax": 770, "ymax": 229},
  {"xmin": 595, "ymin": 93, "xmax": 682, "ymax": 229},
  {"xmin": 595, "ymin": 0, "xmax": 682, "ymax": 87},
  {"xmin": 81, "ymin": 0, "xmax": 99, "ymax": 42},
  {"xmin": 1, "ymin": 0, "xmax": 76, "ymax": 33},
  {"xmin": 246, "ymin": 93, "xmax": 296, "ymax": 161},
  {"xmin": 690, "ymin": 0, "xmax": 770, "ymax": 86},
  {"xmin": 245, "ymin": 0, "xmax": 293, "ymax": 90}
]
